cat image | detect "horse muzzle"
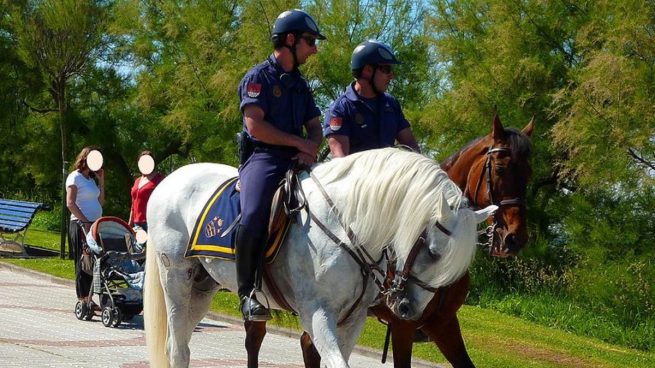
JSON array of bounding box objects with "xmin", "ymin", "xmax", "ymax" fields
[
  {"xmin": 387, "ymin": 295, "xmax": 417, "ymax": 320},
  {"xmin": 491, "ymin": 230, "xmax": 524, "ymax": 257}
]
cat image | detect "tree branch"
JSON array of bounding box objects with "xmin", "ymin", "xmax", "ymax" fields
[
  {"xmin": 22, "ymin": 98, "xmax": 57, "ymax": 114},
  {"xmin": 628, "ymin": 148, "xmax": 655, "ymax": 171}
]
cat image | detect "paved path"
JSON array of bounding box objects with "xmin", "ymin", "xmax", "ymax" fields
[{"xmin": 0, "ymin": 264, "xmax": 435, "ymax": 367}]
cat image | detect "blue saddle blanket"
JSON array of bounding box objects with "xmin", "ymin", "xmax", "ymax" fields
[{"xmin": 185, "ymin": 177, "xmax": 240, "ymax": 259}]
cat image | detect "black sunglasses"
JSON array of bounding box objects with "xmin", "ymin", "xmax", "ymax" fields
[
  {"xmin": 376, "ymin": 65, "xmax": 394, "ymax": 74},
  {"xmin": 300, "ymin": 35, "xmax": 318, "ymax": 47}
]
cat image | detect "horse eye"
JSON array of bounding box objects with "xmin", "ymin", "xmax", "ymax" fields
[{"xmin": 495, "ymin": 165, "xmax": 506, "ymax": 176}]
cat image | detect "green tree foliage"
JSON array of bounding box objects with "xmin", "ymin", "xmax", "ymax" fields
[
  {"xmin": 9, "ymin": 0, "xmax": 108, "ymax": 164},
  {"xmin": 0, "ymin": 0, "xmax": 653, "ymax": 350},
  {"xmin": 551, "ymin": 1, "xmax": 655, "ymax": 187}
]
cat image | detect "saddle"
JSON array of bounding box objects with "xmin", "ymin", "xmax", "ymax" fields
[
  {"xmin": 185, "ymin": 169, "xmax": 306, "ymax": 313},
  {"xmin": 267, "ymin": 169, "xmax": 306, "ymax": 236},
  {"xmin": 185, "ymin": 169, "xmax": 305, "ymax": 263}
]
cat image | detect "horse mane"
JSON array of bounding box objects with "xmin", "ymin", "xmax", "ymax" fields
[
  {"xmin": 441, "ymin": 127, "xmax": 532, "ymax": 168},
  {"xmin": 312, "ymin": 148, "xmax": 464, "ymax": 263}
]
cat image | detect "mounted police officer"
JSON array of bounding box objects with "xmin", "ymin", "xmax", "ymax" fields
[
  {"xmin": 324, "ymin": 40, "xmax": 419, "ymax": 156},
  {"xmin": 235, "ymin": 9, "xmax": 325, "ymax": 321}
]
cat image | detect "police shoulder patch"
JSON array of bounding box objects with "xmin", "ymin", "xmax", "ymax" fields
[
  {"xmin": 247, "ymin": 83, "xmax": 262, "ymax": 98},
  {"xmin": 329, "ymin": 117, "xmax": 343, "ymax": 131}
]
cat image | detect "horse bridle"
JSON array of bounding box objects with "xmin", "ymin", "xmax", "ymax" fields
[
  {"xmin": 470, "ymin": 146, "xmax": 525, "ymax": 253},
  {"xmin": 305, "ymin": 172, "xmax": 453, "ymax": 323}
]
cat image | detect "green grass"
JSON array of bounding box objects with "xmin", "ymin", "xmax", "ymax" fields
[
  {"xmin": 2, "ymin": 257, "xmax": 74, "ymax": 280},
  {"xmin": 206, "ymin": 291, "xmax": 655, "ymax": 368},
  {"xmin": 477, "ymin": 291, "xmax": 655, "ymax": 352},
  {"xmin": 25, "ymin": 228, "xmax": 65, "ymax": 253},
  {"xmin": 3, "ymin": 229, "xmax": 655, "ymax": 367}
]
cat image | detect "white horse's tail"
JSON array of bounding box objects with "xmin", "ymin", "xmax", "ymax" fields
[{"xmin": 144, "ymin": 239, "xmax": 170, "ymax": 368}]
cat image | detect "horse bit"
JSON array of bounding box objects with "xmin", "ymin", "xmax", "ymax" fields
[{"xmin": 470, "ymin": 145, "xmax": 525, "ymax": 253}]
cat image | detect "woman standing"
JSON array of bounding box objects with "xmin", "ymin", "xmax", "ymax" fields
[
  {"xmin": 66, "ymin": 147, "xmax": 104, "ymax": 304},
  {"xmin": 128, "ymin": 150, "xmax": 163, "ymax": 232}
]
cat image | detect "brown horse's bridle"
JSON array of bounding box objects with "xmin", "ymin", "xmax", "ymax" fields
[
  {"xmin": 470, "ymin": 146, "xmax": 525, "ymax": 254},
  {"xmin": 306, "ymin": 172, "xmax": 453, "ymax": 324}
]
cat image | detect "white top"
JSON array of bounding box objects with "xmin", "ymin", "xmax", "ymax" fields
[{"xmin": 66, "ymin": 170, "xmax": 102, "ymax": 222}]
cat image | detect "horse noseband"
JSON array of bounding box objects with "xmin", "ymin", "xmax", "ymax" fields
[{"xmin": 384, "ymin": 220, "xmax": 452, "ymax": 315}]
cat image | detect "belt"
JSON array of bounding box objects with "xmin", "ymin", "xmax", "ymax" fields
[{"xmin": 253, "ymin": 141, "xmax": 298, "ymax": 153}]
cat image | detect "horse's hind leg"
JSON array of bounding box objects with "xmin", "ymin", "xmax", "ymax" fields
[
  {"xmin": 188, "ymin": 263, "xmax": 220, "ymax": 328},
  {"xmin": 244, "ymin": 321, "xmax": 266, "ymax": 368},
  {"xmin": 300, "ymin": 331, "xmax": 321, "ymax": 368},
  {"xmin": 159, "ymin": 257, "xmax": 197, "ymax": 367}
]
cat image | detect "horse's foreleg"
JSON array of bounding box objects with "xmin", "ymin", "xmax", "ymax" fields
[
  {"xmin": 300, "ymin": 331, "xmax": 321, "ymax": 368},
  {"xmin": 300, "ymin": 307, "xmax": 350, "ymax": 368},
  {"xmin": 244, "ymin": 321, "xmax": 266, "ymax": 368},
  {"xmin": 336, "ymin": 309, "xmax": 367, "ymax": 361},
  {"xmin": 160, "ymin": 262, "xmax": 196, "ymax": 367},
  {"xmin": 423, "ymin": 316, "xmax": 475, "ymax": 368},
  {"xmin": 390, "ymin": 321, "xmax": 415, "ymax": 368}
]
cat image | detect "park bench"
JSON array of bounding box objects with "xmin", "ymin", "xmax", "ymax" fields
[{"xmin": 0, "ymin": 199, "xmax": 46, "ymax": 256}]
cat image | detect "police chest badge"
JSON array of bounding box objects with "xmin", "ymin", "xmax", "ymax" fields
[
  {"xmin": 329, "ymin": 117, "xmax": 343, "ymax": 131},
  {"xmin": 355, "ymin": 113, "xmax": 365, "ymax": 125},
  {"xmin": 272, "ymin": 85, "xmax": 282, "ymax": 98},
  {"xmin": 247, "ymin": 83, "xmax": 262, "ymax": 98}
]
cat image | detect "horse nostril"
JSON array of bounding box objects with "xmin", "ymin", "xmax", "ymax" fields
[
  {"xmin": 396, "ymin": 298, "xmax": 413, "ymax": 320},
  {"xmin": 505, "ymin": 233, "xmax": 520, "ymax": 253}
]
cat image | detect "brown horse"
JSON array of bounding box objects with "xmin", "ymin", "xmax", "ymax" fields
[{"xmin": 299, "ymin": 114, "xmax": 534, "ymax": 368}]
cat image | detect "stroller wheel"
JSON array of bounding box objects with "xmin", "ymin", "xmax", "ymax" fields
[
  {"xmin": 101, "ymin": 307, "xmax": 114, "ymax": 327},
  {"xmin": 74, "ymin": 301, "xmax": 87, "ymax": 320},
  {"xmin": 100, "ymin": 294, "xmax": 111, "ymax": 309},
  {"xmin": 111, "ymin": 308, "xmax": 123, "ymax": 327}
]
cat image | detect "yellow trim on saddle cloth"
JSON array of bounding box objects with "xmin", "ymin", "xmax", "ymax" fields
[
  {"xmin": 264, "ymin": 217, "xmax": 291, "ymax": 263},
  {"xmin": 188, "ymin": 177, "xmax": 238, "ymax": 257},
  {"xmin": 186, "ymin": 176, "xmax": 291, "ymax": 262}
]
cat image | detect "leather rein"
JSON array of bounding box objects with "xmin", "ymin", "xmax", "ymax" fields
[
  {"xmin": 470, "ymin": 146, "xmax": 525, "ymax": 253},
  {"xmin": 306, "ymin": 172, "xmax": 453, "ymax": 325}
]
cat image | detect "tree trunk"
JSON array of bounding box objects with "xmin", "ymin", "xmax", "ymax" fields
[{"xmin": 55, "ymin": 78, "xmax": 70, "ymax": 259}]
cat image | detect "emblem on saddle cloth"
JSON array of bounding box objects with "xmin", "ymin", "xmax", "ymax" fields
[{"xmin": 185, "ymin": 177, "xmax": 290, "ymax": 262}]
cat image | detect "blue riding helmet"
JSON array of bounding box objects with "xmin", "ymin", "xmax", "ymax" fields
[
  {"xmin": 272, "ymin": 9, "xmax": 326, "ymax": 40},
  {"xmin": 351, "ymin": 40, "xmax": 401, "ymax": 70}
]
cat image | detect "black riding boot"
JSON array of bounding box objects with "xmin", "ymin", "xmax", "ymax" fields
[{"xmin": 235, "ymin": 225, "xmax": 271, "ymax": 321}]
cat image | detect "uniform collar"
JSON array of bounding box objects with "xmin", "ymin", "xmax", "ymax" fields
[
  {"xmin": 345, "ymin": 82, "xmax": 361, "ymax": 102},
  {"xmin": 268, "ymin": 54, "xmax": 300, "ymax": 79},
  {"xmin": 267, "ymin": 54, "xmax": 284, "ymax": 75},
  {"xmin": 346, "ymin": 81, "xmax": 386, "ymax": 103}
]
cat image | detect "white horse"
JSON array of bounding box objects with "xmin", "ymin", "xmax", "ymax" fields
[{"xmin": 144, "ymin": 147, "xmax": 496, "ymax": 368}]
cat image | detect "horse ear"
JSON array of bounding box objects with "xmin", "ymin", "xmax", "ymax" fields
[
  {"xmin": 438, "ymin": 192, "xmax": 454, "ymax": 220},
  {"xmin": 522, "ymin": 117, "xmax": 535, "ymax": 137},
  {"xmin": 492, "ymin": 114, "xmax": 505, "ymax": 141},
  {"xmin": 474, "ymin": 205, "xmax": 498, "ymax": 224}
]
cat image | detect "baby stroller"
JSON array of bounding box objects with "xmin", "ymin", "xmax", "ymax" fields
[{"xmin": 73, "ymin": 216, "xmax": 145, "ymax": 327}]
